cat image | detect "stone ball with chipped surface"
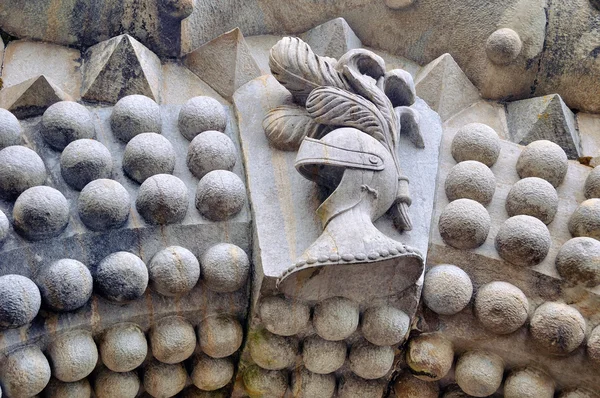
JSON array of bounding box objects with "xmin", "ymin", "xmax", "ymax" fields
[
  {"xmin": 516, "ymin": 140, "xmax": 568, "ymax": 188},
  {"xmin": 339, "ymin": 374, "xmax": 385, "ymax": 398},
  {"xmin": 149, "ymin": 246, "xmax": 200, "ymax": 296},
  {"xmin": 60, "ymin": 139, "xmax": 113, "ymax": 190},
  {"xmin": 0, "ymin": 274, "xmax": 41, "ymax": 329},
  {"xmin": 438, "ymin": 198, "xmax": 491, "ymax": 249},
  {"xmin": 0, "ymin": 209, "xmax": 9, "ymax": 243},
  {"xmin": 556, "ymin": 237, "xmax": 600, "ymax": 287},
  {"xmin": 198, "ymin": 315, "xmax": 243, "ymax": 358},
  {"xmin": 584, "ymin": 166, "xmax": 600, "ymax": 199},
  {"xmin": 349, "ymin": 340, "xmax": 394, "ymax": 379},
  {"xmin": 259, "ymin": 296, "xmax": 310, "ymax": 336},
  {"xmin": 406, "ymin": 333, "xmax": 454, "ymax": 381},
  {"xmin": 78, "ymin": 179, "xmax": 130, "ymax": 231},
  {"xmin": 41, "ymin": 101, "xmax": 96, "ymax": 150},
  {"xmin": 191, "ymin": 354, "xmax": 234, "ymax": 391},
  {"xmin": 38, "ymin": 258, "xmax": 93, "ymax": 312},
  {"xmin": 455, "ymin": 350, "xmax": 504, "ymax": 397},
  {"xmin": 504, "ymin": 367, "xmax": 555, "ymax": 398},
  {"xmin": 143, "ymin": 360, "xmax": 187, "ymax": 398},
  {"xmin": 44, "ymin": 377, "xmax": 92, "ymax": 398},
  {"xmin": 451, "ymin": 123, "xmax": 500, "ymax": 167},
  {"xmin": 249, "ymin": 329, "xmax": 297, "ymax": 370},
  {"xmin": 313, "ymin": 296, "xmax": 359, "ymax": 341},
  {"xmin": 0, "ymin": 108, "xmax": 21, "ymax": 150},
  {"xmin": 195, "ymin": 170, "xmax": 246, "ymax": 221},
  {"xmin": 96, "ymin": 251, "xmax": 148, "ymax": 302},
  {"xmin": 0, "ymin": 345, "xmax": 51, "ymax": 397},
  {"xmin": 13, "ymin": 186, "xmax": 69, "ymax": 241},
  {"xmin": 110, "ymin": 94, "xmax": 161, "ymax": 142},
  {"xmin": 361, "ymin": 305, "xmax": 410, "ymax": 346},
  {"xmin": 495, "ymin": 215, "xmax": 551, "ymax": 267},
  {"xmin": 242, "ymin": 365, "xmax": 287, "ymax": 398},
  {"xmin": 100, "ymin": 323, "xmax": 148, "ymax": 372},
  {"xmin": 445, "ymin": 160, "xmax": 496, "ymax": 205},
  {"xmin": 136, "ymin": 174, "xmax": 189, "ymax": 225},
  {"xmin": 530, "ymin": 302, "xmax": 586, "ymax": 354},
  {"xmin": 474, "ymin": 281, "xmax": 529, "ymax": 334},
  {"xmin": 150, "ymin": 316, "xmax": 196, "ymax": 364},
  {"xmin": 506, "ymin": 177, "xmax": 558, "ymax": 224},
  {"xmin": 187, "ymin": 130, "xmax": 237, "ymax": 179},
  {"xmin": 423, "ymin": 264, "xmax": 473, "ymax": 315},
  {"xmin": 0, "ymin": 145, "xmax": 46, "ymax": 200},
  {"xmin": 123, "ymin": 132, "xmax": 176, "ymax": 183},
  {"xmin": 291, "ymin": 368, "xmax": 336, "ymax": 398},
  {"xmin": 302, "ymin": 335, "xmax": 346, "ymax": 374},
  {"xmin": 47, "ymin": 330, "xmax": 98, "ymax": 382},
  {"xmin": 393, "ymin": 372, "xmax": 440, "ymax": 398},
  {"xmin": 178, "ymin": 96, "xmax": 227, "ymax": 141},
  {"xmin": 485, "ymin": 28, "xmax": 523, "ymax": 66},
  {"xmin": 201, "ymin": 242, "xmax": 249, "ymax": 293},
  {"xmin": 568, "ymin": 199, "xmax": 600, "ymax": 240},
  {"xmin": 94, "ymin": 369, "xmax": 140, "ymax": 398}
]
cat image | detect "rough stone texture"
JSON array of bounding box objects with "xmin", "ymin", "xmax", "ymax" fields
[
  {"xmin": 445, "ymin": 161, "xmax": 496, "ymax": 205},
  {"xmin": 348, "ymin": 340, "xmax": 394, "ymax": 380},
  {"xmin": 148, "ymin": 246, "xmax": 200, "ymax": 296},
  {"xmin": 40, "ymin": 101, "xmax": 96, "ymax": 150},
  {"xmin": 78, "ymin": 179, "xmax": 131, "ymax": 231},
  {"xmin": 578, "ymin": 113, "xmax": 600, "ymax": 163},
  {"xmin": 110, "ymin": 95, "xmax": 162, "ymax": 143},
  {"xmin": 361, "ymin": 306, "xmax": 410, "ymax": 346},
  {"xmin": 259, "ymin": 296, "xmax": 310, "ymax": 336},
  {"xmin": 313, "ymin": 297, "xmax": 359, "ymax": 341},
  {"xmin": 495, "ymin": 215, "xmax": 551, "ymax": 267},
  {"xmin": 300, "ymin": 17, "xmax": 362, "ymax": 59},
  {"xmin": 0, "ymin": 109, "xmax": 22, "ymax": 150},
  {"xmin": 560, "ymin": 389, "xmax": 600, "ymax": 398},
  {"xmin": 0, "ymin": 210, "xmax": 8, "ymax": 244},
  {"xmin": 406, "ymin": 333, "xmax": 454, "ymax": 381},
  {"xmin": 200, "ymin": 243, "xmax": 249, "ymax": 293},
  {"xmin": 516, "ymin": 140, "xmax": 569, "ymax": 188},
  {"xmin": 588, "ymin": 325, "xmax": 600, "ymax": 364},
  {"xmin": 198, "ymin": 316, "xmax": 243, "ymax": 358},
  {"xmin": 506, "ymin": 177, "xmax": 559, "ymax": 225},
  {"xmin": 60, "ymin": 139, "xmax": 113, "ymax": 190},
  {"xmin": 38, "ymin": 259, "xmax": 93, "ymax": 312},
  {"xmin": 422, "ymin": 264, "xmax": 473, "ymax": 315},
  {"xmin": 123, "ymin": 133, "xmax": 176, "ymax": 183},
  {"xmin": 455, "ymin": 350, "xmax": 504, "ymax": 397},
  {"xmin": 248, "ymin": 329, "xmax": 296, "ymax": 370},
  {"xmin": 184, "ymin": 28, "xmax": 261, "ymax": 99},
  {"xmin": 150, "ymin": 316, "xmax": 196, "ymax": 364},
  {"xmin": 0, "ymin": 274, "xmax": 41, "ymax": 329},
  {"xmin": 556, "ymin": 237, "xmax": 600, "ymax": 287},
  {"xmin": 0, "ymin": 75, "xmax": 72, "ymax": 118},
  {"xmin": 438, "ymin": 198, "xmax": 491, "ymax": 250},
  {"xmin": 0, "ymin": 145, "xmax": 47, "ymax": 200},
  {"xmin": 178, "ymin": 96, "xmax": 228, "ymax": 141},
  {"xmin": 191, "ymin": 354, "xmax": 234, "ymax": 391},
  {"xmin": 291, "ymin": 368, "xmax": 336, "ymax": 398},
  {"xmin": 44, "ymin": 378, "xmax": 92, "ymax": 398},
  {"xmin": 393, "ymin": 372, "xmax": 440, "ymax": 398},
  {"xmin": 485, "ymin": 28, "xmax": 522, "ymax": 66},
  {"xmin": 529, "ymin": 302, "xmax": 586, "ymax": 354},
  {"xmin": 195, "ymin": 170, "xmax": 246, "ymax": 221},
  {"xmin": 0, "ymin": 345, "xmax": 51, "ymax": 397},
  {"xmin": 450, "ymin": 123, "xmax": 501, "ymax": 167},
  {"xmin": 143, "ymin": 360, "xmax": 187, "ymax": 398},
  {"xmin": 161, "ymin": 62, "xmax": 227, "ymax": 105},
  {"xmin": 474, "ymin": 281, "xmax": 529, "ymax": 334},
  {"xmin": 584, "ymin": 166, "xmax": 600, "ymax": 199},
  {"xmin": 568, "ymin": 199, "xmax": 600, "ymax": 240},
  {"xmin": 338, "ymin": 374, "xmax": 385, "ymax": 398},
  {"xmin": 504, "ymin": 368, "xmax": 555, "ymax": 398},
  {"xmin": 136, "ymin": 174, "xmax": 189, "ymax": 225},
  {"xmin": 94, "ymin": 369, "xmax": 140, "ymax": 398},
  {"xmin": 242, "ymin": 365, "xmax": 287, "ymax": 398},
  {"xmin": 302, "ymin": 335, "xmax": 346, "ymax": 375},
  {"xmin": 13, "ymin": 186, "xmax": 70, "ymax": 241},
  {"xmin": 100, "ymin": 323, "xmax": 148, "ymax": 373},
  {"xmin": 95, "ymin": 251, "xmax": 148, "ymax": 302},
  {"xmin": 47, "ymin": 330, "xmax": 98, "ymax": 382},
  {"xmin": 507, "ymin": 95, "xmax": 581, "ymax": 159},
  {"xmin": 81, "ymin": 35, "xmax": 162, "ymax": 103},
  {"xmin": 187, "ymin": 131, "xmax": 237, "ymax": 179}
]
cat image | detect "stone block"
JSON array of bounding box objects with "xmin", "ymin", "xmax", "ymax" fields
[
  {"xmin": 444, "ymin": 100, "xmax": 510, "ymax": 140},
  {"xmin": 161, "ymin": 61, "xmax": 226, "ymax": 105},
  {"xmin": 577, "ymin": 113, "xmax": 600, "ymax": 163},
  {"xmin": 0, "ymin": 75, "xmax": 72, "ymax": 119},
  {"xmin": 300, "ymin": 17, "xmax": 362, "ymax": 59}
]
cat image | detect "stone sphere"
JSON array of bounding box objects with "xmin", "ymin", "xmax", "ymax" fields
[
  {"xmin": 0, "ymin": 345, "xmax": 51, "ymax": 397},
  {"xmin": 242, "ymin": 365, "xmax": 287, "ymax": 398},
  {"xmin": 506, "ymin": 177, "xmax": 558, "ymax": 224},
  {"xmin": 44, "ymin": 377, "xmax": 92, "ymax": 398},
  {"xmin": 150, "ymin": 316, "xmax": 196, "ymax": 364},
  {"xmin": 530, "ymin": 302, "xmax": 586, "ymax": 354},
  {"xmin": 0, "ymin": 145, "xmax": 46, "ymax": 200},
  {"xmin": 259, "ymin": 296, "xmax": 310, "ymax": 336},
  {"xmin": 406, "ymin": 333, "xmax": 454, "ymax": 381},
  {"xmin": 60, "ymin": 139, "xmax": 113, "ymax": 190},
  {"xmin": 149, "ymin": 246, "xmax": 200, "ymax": 296},
  {"xmin": 13, "ymin": 186, "xmax": 69, "ymax": 240},
  {"xmin": 584, "ymin": 166, "xmax": 600, "ymax": 199},
  {"xmin": 110, "ymin": 95, "xmax": 161, "ymax": 142},
  {"xmin": 455, "ymin": 350, "xmax": 504, "ymax": 397},
  {"xmin": 556, "ymin": 237, "xmax": 600, "ymax": 287},
  {"xmin": 496, "ymin": 215, "xmax": 551, "ymax": 266},
  {"xmin": 94, "ymin": 369, "xmax": 139, "ymax": 398},
  {"xmin": 569, "ymin": 199, "xmax": 600, "ymax": 240},
  {"xmin": 516, "ymin": 140, "xmax": 568, "ymax": 188},
  {"xmin": 339, "ymin": 375, "xmax": 385, "ymax": 398},
  {"xmin": 349, "ymin": 340, "xmax": 394, "ymax": 379},
  {"xmin": 361, "ymin": 306, "xmax": 410, "ymax": 346},
  {"xmin": 196, "ymin": 170, "xmax": 246, "ymax": 221},
  {"xmin": 198, "ymin": 315, "xmax": 243, "ymax": 358},
  {"xmin": 291, "ymin": 368, "xmax": 336, "ymax": 398},
  {"xmin": 485, "ymin": 28, "xmax": 523, "ymax": 66},
  {"xmin": 48, "ymin": 330, "xmax": 98, "ymax": 382},
  {"xmin": 0, "ymin": 209, "xmax": 8, "ymax": 243},
  {"xmin": 143, "ymin": 360, "xmax": 187, "ymax": 398},
  {"xmin": 191, "ymin": 354, "xmax": 234, "ymax": 391},
  {"xmin": 588, "ymin": 325, "xmax": 600, "ymax": 364},
  {"xmin": 445, "ymin": 160, "xmax": 496, "ymax": 205},
  {"xmin": 475, "ymin": 281, "xmax": 529, "ymax": 334},
  {"xmin": 443, "ymin": 384, "xmax": 478, "ymax": 398},
  {"xmin": 0, "ymin": 109, "xmax": 21, "ymax": 149},
  {"xmin": 181, "ymin": 386, "xmax": 229, "ymax": 398},
  {"xmin": 439, "ymin": 199, "xmax": 490, "ymax": 249},
  {"xmin": 201, "ymin": 243, "xmax": 249, "ymax": 293},
  {"xmin": 96, "ymin": 251, "xmax": 148, "ymax": 302},
  {"xmin": 41, "ymin": 101, "xmax": 96, "ymax": 150},
  {"xmin": 559, "ymin": 388, "xmax": 600, "ymax": 398},
  {"xmin": 123, "ymin": 133, "xmax": 176, "ymax": 183},
  {"xmin": 178, "ymin": 96, "xmax": 227, "ymax": 141},
  {"xmin": 0, "ymin": 274, "xmax": 41, "ymax": 328},
  {"xmin": 136, "ymin": 174, "xmax": 189, "ymax": 225},
  {"xmin": 100, "ymin": 323, "xmax": 148, "ymax": 372},
  {"xmin": 393, "ymin": 372, "xmax": 440, "ymax": 398},
  {"xmin": 313, "ymin": 296, "xmax": 359, "ymax": 341},
  {"xmin": 302, "ymin": 335, "xmax": 346, "ymax": 374},
  {"xmin": 504, "ymin": 367, "xmax": 555, "ymax": 398},
  {"xmin": 38, "ymin": 259, "xmax": 93, "ymax": 312},
  {"xmin": 78, "ymin": 179, "xmax": 130, "ymax": 231},
  {"xmin": 249, "ymin": 329, "xmax": 296, "ymax": 370},
  {"xmin": 423, "ymin": 264, "xmax": 473, "ymax": 315},
  {"xmin": 187, "ymin": 131, "xmax": 236, "ymax": 179},
  {"xmin": 451, "ymin": 123, "xmax": 501, "ymax": 167}
]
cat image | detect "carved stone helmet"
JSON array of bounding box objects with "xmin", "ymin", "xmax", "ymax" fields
[{"xmin": 295, "ymin": 127, "xmax": 398, "ymax": 227}]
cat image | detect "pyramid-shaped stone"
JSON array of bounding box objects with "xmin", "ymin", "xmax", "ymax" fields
[
  {"xmin": 0, "ymin": 75, "xmax": 72, "ymax": 118},
  {"xmin": 301, "ymin": 17, "xmax": 362, "ymax": 59},
  {"xmin": 415, "ymin": 53, "xmax": 480, "ymax": 122},
  {"xmin": 184, "ymin": 28, "xmax": 261, "ymax": 99},
  {"xmin": 81, "ymin": 34, "xmax": 162, "ymax": 104},
  {"xmin": 507, "ymin": 94, "xmax": 581, "ymax": 159}
]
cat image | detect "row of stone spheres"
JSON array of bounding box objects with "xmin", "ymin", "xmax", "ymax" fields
[{"xmin": 0, "ymin": 1, "xmax": 600, "ymax": 397}]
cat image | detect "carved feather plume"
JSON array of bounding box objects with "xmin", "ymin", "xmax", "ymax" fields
[{"xmin": 263, "ymin": 105, "xmax": 331, "ymax": 151}]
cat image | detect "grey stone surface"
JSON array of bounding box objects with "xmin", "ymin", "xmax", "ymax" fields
[
  {"xmin": 568, "ymin": 199, "xmax": 600, "ymax": 240},
  {"xmin": 495, "ymin": 215, "xmax": 551, "ymax": 267},
  {"xmin": 300, "ymin": 17, "xmax": 362, "ymax": 59},
  {"xmin": 200, "ymin": 243, "xmax": 249, "ymax": 293},
  {"xmin": 136, "ymin": 174, "xmax": 189, "ymax": 225},
  {"xmin": 516, "ymin": 140, "xmax": 569, "ymax": 187},
  {"xmin": 0, "ymin": 274, "xmax": 41, "ymax": 329},
  {"xmin": 348, "ymin": 340, "xmax": 394, "ymax": 380},
  {"xmin": 504, "ymin": 368, "xmax": 555, "ymax": 398},
  {"xmin": 149, "ymin": 316, "xmax": 196, "ymax": 364},
  {"xmin": 198, "ymin": 315, "xmax": 243, "ymax": 359},
  {"xmin": 78, "ymin": 179, "xmax": 131, "ymax": 231},
  {"xmin": 143, "ymin": 360, "xmax": 187, "ymax": 398},
  {"xmin": 38, "ymin": 258, "xmax": 93, "ymax": 312},
  {"xmin": 302, "ymin": 336, "xmax": 346, "ymax": 374},
  {"xmin": 506, "ymin": 177, "xmax": 558, "ymax": 225},
  {"xmin": 450, "ymin": 122, "xmax": 501, "ymax": 166},
  {"xmin": 60, "ymin": 139, "xmax": 113, "ymax": 191},
  {"xmin": 0, "ymin": 109, "xmax": 22, "ymax": 150},
  {"xmin": 95, "ymin": 251, "xmax": 148, "ymax": 302},
  {"xmin": 507, "ymin": 95, "xmax": 582, "ymax": 159},
  {"xmin": 422, "ymin": 264, "xmax": 473, "ymax": 316},
  {"xmin": 47, "ymin": 330, "xmax": 98, "ymax": 382},
  {"xmin": 241, "ymin": 365, "xmax": 287, "ymax": 398},
  {"xmin": 110, "ymin": 95, "xmax": 162, "ymax": 143},
  {"xmin": 0, "ymin": 345, "xmax": 51, "ymax": 397},
  {"xmin": 406, "ymin": 333, "xmax": 454, "ymax": 382},
  {"xmin": 291, "ymin": 368, "xmax": 336, "ymax": 398},
  {"xmin": 439, "ymin": 198, "xmax": 491, "ymax": 249},
  {"xmin": 94, "ymin": 368, "xmax": 140, "ymax": 398},
  {"xmin": 191, "ymin": 354, "xmax": 235, "ymax": 391},
  {"xmin": 529, "ymin": 302, "xmax": 586, "ymax": 354},
  {"xmin": 485, "ymin": 28, "xmax": 523, "ymax": 66},
  {"xmin": 99, "ymin": 323, "xmax": 148, "ymax": 373},
  {"xmin": 0, "ymin": 75, "xmax": 72, "ymax": 118},
  {"xmin": 361, "ymin": 306, "xmax": 409, "ymax": 346},
  {"xmin": 44, "ymin": 378, "xmax": 92, "ymax": 398},
  {"xmin": 259, "ymin": 296, "xmax": 310, "ymax": 337},
  {"xmin": 13, "ymin": 186, "xmax": 70, "ymax": 241},
  {"xmin": 248, "ymin": 329, "xmax": 296, "ymax": 370},
  {"xmin": 445, "ymin": 160, "xmax": 496, "ymax": 205},
  {"xmin": 179, "ymin": 96, "xmax": 228, "ymax": 141},
  {"xmin": 474, "ymin": 281, "xmax": 529, "ymax": 335},
  {"xmin": 313, "ymin": 297, "xmax": 359, "ymax": 341},
  {"xmin": 123, "ymin": 133, "xmax": 176, "ymax": 183},
  {"xmin": 393, "ymin": 372, "xmax": 439, "ymax": 398},
  {"xmin": 148, "ymin": 246, "xmax": 200, "ymax": 296},
  {"xmin": 195, "ymin": 170, "xmax": 246, "ymax": 221},
  {"xmin": 455, "ymin": 351, "xmax": 504, "ymax": 397},
  {"xmin": 187, "ymin": 131, "xmax": 237, "ymax": 179},
  {"xmin": 0, "ymin": 145, "xmax": 47, "ymax": 200},
  {"xmin": 555, "ymin": 237, "xmax": 600, "ymax": 288}
]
